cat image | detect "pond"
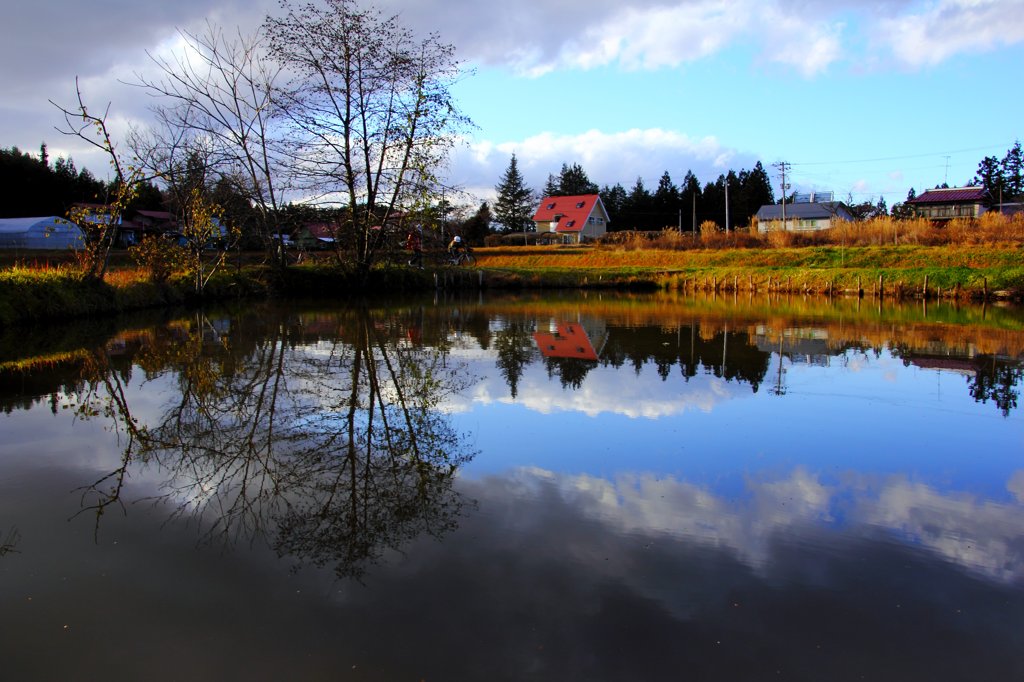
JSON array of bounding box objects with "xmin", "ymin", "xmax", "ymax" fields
[{"xmin": 1, "ymin": 291, "xmax": 1022, "ymax": 681}]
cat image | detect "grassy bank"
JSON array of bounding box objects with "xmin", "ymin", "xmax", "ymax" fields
[
  {"xmin": 0, "ymin": 261, "xmax": 444, "ymax": 325},
  {"xmin": 471, "ymin": 245, "xmax": 1024, "ymax": 299},
  {"xmin": 2, "ymin": 243, "xmax": 1022, "ymax": 324},
  {"xmin": 0, "ymin": 265, "xmax": 274, "ymax": 325}
]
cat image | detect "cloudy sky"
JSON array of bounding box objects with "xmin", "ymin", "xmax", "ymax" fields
[{"xmin": 4, "ymin": 0, "xmax": 1023, "ymax": 207}]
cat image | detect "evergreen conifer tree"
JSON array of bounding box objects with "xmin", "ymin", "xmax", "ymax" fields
[{"xmin": 494, "ymin": 154, "xmax": 535, "ymax": 233}]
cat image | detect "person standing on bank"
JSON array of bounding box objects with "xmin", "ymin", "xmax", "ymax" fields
[{"xmin": 406, "ymin": 227, "xmax": 423, "ymax": 268}]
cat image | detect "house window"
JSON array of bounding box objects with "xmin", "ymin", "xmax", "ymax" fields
[
  {"xmin": 546, "ymin": 203, "xmax": 556, "ymax": 210},
  {"xmin": 576, "ymin": 201, "xmax": 585, "ymax": 209}
]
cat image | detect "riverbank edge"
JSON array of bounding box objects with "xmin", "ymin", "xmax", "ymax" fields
[{"xmin": 2, "ymin": 255, "xmax": 1022, "ymax": 325}]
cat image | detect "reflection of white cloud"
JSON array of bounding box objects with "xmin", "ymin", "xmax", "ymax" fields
[
  {"xmin": 506, "ymin": 466, "xmax": 1024, "ymax": 584},
  {"xmin": 858, "ymin": 478, "xmax": 1024, "ymax": 581},
  {"xmin": 445, "ymin": 350, "xmax": 750, "ymax": 418},
  {"xmin": 1008, "ymin": 471, "xmax": 1024, "ymax": 503}
]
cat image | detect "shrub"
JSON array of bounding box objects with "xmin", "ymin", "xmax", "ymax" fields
[{"xmin": 129, "ymin": 235, "xmax": 185, "ymax": 283}]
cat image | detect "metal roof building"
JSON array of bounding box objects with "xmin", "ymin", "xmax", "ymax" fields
[{"xmin": 0, "ymin": 216, "xmax": 85, "ymax": 249}]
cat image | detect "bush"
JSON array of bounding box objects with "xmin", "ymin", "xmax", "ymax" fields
[{"xmin": 129, "ymin": 235, "xmax": 186, "ymax": 283}]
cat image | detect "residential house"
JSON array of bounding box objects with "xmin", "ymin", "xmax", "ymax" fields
[
  {"xmin": 756, "ymin": 196, "xmax": 856, "ymax": 232},
  {"xmin": 906, "ymin": 186, "xmax": 989, "ymax": 222},
  {"xmin": 993, "ymin": 201, "xmax": 1024, "ymax": 217},
  {"xmin": 71, "ymin": 203, "xmax": 182, "ymax": 247},
  {"xmin": 120, "ymin": 209, "xmax": 177, "ymax": 246},
  {"xmin": 531, "ymin": 194, "xmax": 610, "ymax": 244},
  {"xmin": 295, "ymin": 222, "xmax": 338, "ymax": 250}
]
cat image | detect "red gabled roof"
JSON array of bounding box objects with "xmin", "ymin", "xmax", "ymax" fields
[
  {"xmin": 305, "ymin": 222, "xmax": 337, "ymax": 239},
  {"xmin": 908, "ymin": 186, "xmax": 988, "ymax": 204},
  {"xmin": 135, "ymin": 210, "xmax": 174, "ymax": 220},
  {"xmin": 532, "ymin": 194, "xmax": 604, "ymax": 233}
]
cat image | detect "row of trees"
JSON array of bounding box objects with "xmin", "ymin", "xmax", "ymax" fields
[
  {"xmin": 493, "ymin": 141, "xmax": 1024, "ymax": 235},
  {"xmin": 972, "ymin": 141, "xmax": 1024, "ymax": 203},
  {"xmin": 46, "ymin": 0, "xmax": 471, "ymax": 282},
  {"xmin": 493, "ymin": 157, "xmax": 776, "ymax": 233},
  {"xmin": 0, "ymin": 145, "xmax": 164, "ymax": 218}
]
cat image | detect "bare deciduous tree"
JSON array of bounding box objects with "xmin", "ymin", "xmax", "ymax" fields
[
  {"xmin": 134, "ymin": 22, "xmax": 289, "ymax": 266},
  {"xmin": 51, "ymin": 79, "xmax": 153, "ymax": 281},
  {"xmin": 265, "ymin": 0, "xmax": 473, "ymax": 278}
]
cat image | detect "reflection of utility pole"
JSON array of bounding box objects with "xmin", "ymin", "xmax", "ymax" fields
[
  {"xmin": 772, "ymin": 332, "xmax": 787, "ymax": 395},
  {"xmin": 721, "ymin": 323, "xmax": 728, "ymax": 374}
]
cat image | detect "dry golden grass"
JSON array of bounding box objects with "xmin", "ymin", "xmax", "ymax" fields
[{"xmin": 595, "ymin": 213, "xmax": 1024, "ymax": 251}]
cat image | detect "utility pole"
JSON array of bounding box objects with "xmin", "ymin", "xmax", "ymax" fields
[
  {"xmin": 724, "ymin": 177, "xmax": 730, "ymax": 233},
  {"xmin": 773, "ymin": 161, "xmax": 791, "ymax": 230}
]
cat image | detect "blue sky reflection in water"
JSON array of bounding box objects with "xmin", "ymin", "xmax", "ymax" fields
[{"xmin": 0, "ymin": 294, "xmax": 1023, "ymax": 680}]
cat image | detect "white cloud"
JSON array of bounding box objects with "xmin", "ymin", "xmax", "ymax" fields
[
  {"xmin": 877, "ymin": 0, "xmax": 1024, "ymax": 67},
  {"xmin": 567, "ymin": 3, "xmax": 751, "ymax": 72},
  {"xmin": 757, "ymin": 6, "xmax": 845, "ymax": 76},
  {"xmin": 450, "ymin": 127, "xmax": 749, "ymax": 201}
]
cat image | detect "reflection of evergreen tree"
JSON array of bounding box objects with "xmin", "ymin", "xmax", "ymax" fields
[
  {"xmin": 493, "ymin": 320, "xmax": 536, "ymax": 399},
  {"xmin": 462, "ymin": 309, "xmax": 493, "ymax": 351},
  {"xmin": 968, "ymin": 357, "xmax": 1022, "ymax": 417},
  {"xmin": 544, "ymin": 357, "xmax": 598, "ymax": 390},
  {"xmin": 598, "ymin": 324, "xmax": 771, "ymax": 392}
]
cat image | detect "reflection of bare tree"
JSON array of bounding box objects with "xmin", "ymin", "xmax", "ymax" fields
[
  {"xmin": 73, "ymin": 306, "xmax": 475, "ymax": 579},
  {"xmin": 0, "ymin": 527, "xmax": 19, "ymax": 557}
]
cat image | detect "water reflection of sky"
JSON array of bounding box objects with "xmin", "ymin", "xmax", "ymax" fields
[
  {"xmin": 3, "ymin": 300, "xmax": 1024, "ymax": 679},
  {"xmin": 448, "ymin": 344, "xmax": 1023, "ymax": 506}
]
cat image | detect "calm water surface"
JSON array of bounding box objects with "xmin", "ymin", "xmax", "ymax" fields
[{"xmin": 1, "ymin": 292, "xmax": 1022, "ymax": 681}]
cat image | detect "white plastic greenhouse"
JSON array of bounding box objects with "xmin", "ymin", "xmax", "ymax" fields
[{"xmin": 0, "ymin": 216, "xmax": 84, "ymax": 249}]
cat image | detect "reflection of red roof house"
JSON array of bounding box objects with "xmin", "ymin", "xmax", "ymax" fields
[
  {"xmin": 906, "ymin": 355, "xmax": 977, "ymax": 377},
  {"xmin": 533, "ymin": 321, "xmax": 598, "ymax": 361},
  {"xmin": 907, "ymin": 186, "xmax": 989, "ymax": 221},
  {"xmin": 531, "ymin": 194, "xmax": 609, "ymax": 244}
]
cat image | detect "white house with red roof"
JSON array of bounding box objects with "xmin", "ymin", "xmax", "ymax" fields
[
  {"xmin": 907, "ymin": 186, "xmax": 990, "ymax": 221},
  {"xmin": 531, "ymin": 194, "xmax": 610, "ymax": 244}
]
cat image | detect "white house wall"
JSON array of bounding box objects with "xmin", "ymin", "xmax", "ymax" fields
[{"xmin": 758, "ymin": 217, "xmax": 833, "ymax": 232}]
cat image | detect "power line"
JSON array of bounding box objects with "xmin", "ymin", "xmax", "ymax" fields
[{"xmin": 790, "ymin": 142, "xmax": 1015, "ymax": 167}]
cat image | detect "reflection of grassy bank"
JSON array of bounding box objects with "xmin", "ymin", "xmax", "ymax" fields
[{"xmin": 469, "ymin": 291, "xmax": 1024, "ymax": 357}]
